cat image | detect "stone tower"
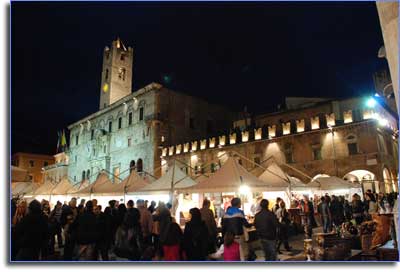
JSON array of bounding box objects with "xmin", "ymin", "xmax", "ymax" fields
[{"xmin": 99, "ymin": 38, "xmax": 133, "ymax": 110}]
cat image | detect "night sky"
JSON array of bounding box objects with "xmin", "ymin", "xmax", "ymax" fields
[{"xmin": 11, "ymin": 1, "xmax": 388, "ymax": 155}]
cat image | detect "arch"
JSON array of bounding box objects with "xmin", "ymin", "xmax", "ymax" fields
[
  {"xmin": 343, "ymin": 169, "xmax": 377, "ymax": 193},
  {"xmin": 129, "ymin": 160, "xmax": 136, "ymax": 173},
  {"xmin": 311, "ymin": 173, "xmax": 330, "ymax": 182},
  {"xmin": 137, "ymin": 158, "xmax": 143, "ymax": 173}
]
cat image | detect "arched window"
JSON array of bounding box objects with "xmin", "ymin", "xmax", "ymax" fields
[
  {"xmin": 82, "ymin": 170, "xmax": 86, "ymax": 181},
  {"xmin": 87, "ymin": 169, "xmax": 90, "ymax": 180},
  {"xmin": 118, "ymin": 117, "xmax": 122, "ymax": 129},
  {"xmin": 346, "ymin": 134, "xmax": 358, "ymax": 155},
  {"xmin": 129, "ymin": 160, "xmax": 136, "ymax": 173},
  {"xmin": 137, "ymin": 158, "xmax": 143, "ymax": 172}
]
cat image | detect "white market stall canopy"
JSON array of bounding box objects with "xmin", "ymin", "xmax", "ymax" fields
[
  {"xmin": 33, "ymin": 180, "xmax": 57, "ymax": 196},
  {"xmin": 257, "ymin": 162, "xmax": 292, "ymax": 191},
  {"xmin": 51, "ymin": 178, "xmax": 76, "ymax": 195},
  {"xmin": 67, "ymin": 179, "xmax": 90, "ymax": 194},
  {"xmin": 69, "ymin": 173, "xmax": 111, "ymax": 196},
  {"xmin": 182, "ymin": 157, "xmax": 277, "ymax": 193},
  {"xmin": 309, "ymin": 176, "xmax": 361, "ymax": 190},
  {"xmin": 136, "ymin": 163, "xmax": 197, "ymax": 194},
  {"xmin": 11, "ymin": 166, "xmax": 28, "ymax": 182},
  {"xmin": 93, "ymin": 171, "xmax": 150, "ymax": 196},
  {"xmin": 12, "ymin": 182, "xmax": 39, "ymax": 196}
]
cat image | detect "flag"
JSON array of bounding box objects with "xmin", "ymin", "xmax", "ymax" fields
[
  {"xmin": 56, "ymin": 131, "xmax": 61, "ymax": 153},
  {"xmin": 61, "ymin": 130, "xmax": 67, "ymax": 151}
]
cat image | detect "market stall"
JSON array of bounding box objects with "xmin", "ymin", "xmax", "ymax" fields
[
  {"xmin": 48, "ymin": 178, "xmax": 76, "ymax": 206},
  {"xmin": 307, "ymin": 176, "xmax": 363, "ymax": 200},
  {"xmin": 31, "ymin": 180, "xmax": 58, "ymax": 202},
  {"xmin": 11, "ymin": 181, "xmax": 39, "ymax": 198},
  {"xmin": 68, "ymin": 173, "xmax": 112, "ymax": 204}
]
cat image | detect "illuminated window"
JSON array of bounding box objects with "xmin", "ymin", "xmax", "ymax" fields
[
  {"xmin": 311, "ymin": 116, "xmax": 320, "ymax": 130},
  {"xmin": 176, "ymin": 144, "xmax": 182, "ymax": 154},
  {"xmin": 219, "ymin": 135, "xmax": 226, "ymax": 146},
  {"xmin": 326, "ymin": 113, "xmax": 335, "ymax": 127},
  {"xmin": 184, "ymin": 143, "xmax": 190, "ymax": 153},
  {"xmin": 282, "ymin": 122, "xmax": 291, "ymax": 135},
  {"xmin": 161, "ymin": 136, "xmax": 165, "ymax": 142},
  {"xmin": 128, "ymin": 112, "xmax": 133, "ymax": 125},
  {"xmin": 343, "ymin": 110, "xmax": 353, "ymax": 124},
  {"xmin": 169, "ymin": 146, "xmax": 174, "ymax": 156},
  {"xmin": 254, "ymin": 128, "xmax": 262, "ymax": 140},
  {"xmin": 200, "ymin": 140, "xmax": 206, "ymax": 150},
  {"xmin": 363, "ymin": 109, "xmax": 374, "ymax": 120},
  {"xmin": 191, "ymin": 141, "xmax": 198, "ymax": 151},
  {"xmin": 296, "ymin": 119, "xmax": 305, "ymax": 133},
  {"xmin": 242, "ymin": 131, "xmax": 249, "ymax": 142},
  {"xmin": 162, "ymin": 148, "xmax": 167, "ymax": 157},
  {"xmin": 230, "ymin": 133, "xmax": 236, "ymax": 144},
  {"xmin": 268, "ymin": 125, "xmax": 276, "ymax": 138},
  {"xmin": 209, "ymin": 137, "xmax": 216, "ymax": 148}
]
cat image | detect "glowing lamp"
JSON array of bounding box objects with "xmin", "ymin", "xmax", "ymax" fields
[
  {"xmin": 366, "ymin": 98, "xmax": 377, "ymax": 108},
  {"xmin": 239, "ymin": 184, "xmax": 250, "ymax": 195}
]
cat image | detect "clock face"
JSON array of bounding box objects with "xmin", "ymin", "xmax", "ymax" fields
[{"xmin": 103, "ymin": 83, "xmax": 109, "ymax": 93}]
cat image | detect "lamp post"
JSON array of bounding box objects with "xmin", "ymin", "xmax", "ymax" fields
[{"xmin": 328, "ymin": 125, "xmax": 338, "ymax": 177}]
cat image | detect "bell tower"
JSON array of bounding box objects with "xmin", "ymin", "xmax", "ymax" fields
[{"xmin": 99, "ymin": 38, "xmax": 133, "ymax": 110}]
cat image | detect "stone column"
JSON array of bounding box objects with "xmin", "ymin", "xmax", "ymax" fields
[{"xmin": 376, "ymin": 1, "xmax": 399, "ymax": 113}]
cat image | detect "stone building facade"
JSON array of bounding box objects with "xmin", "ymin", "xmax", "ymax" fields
[
  {"xmin": 11, "ymin": 153, "xmax": 54, "ymax": 184},
  {"xmin": 162, "ymin": 97, "xmax": 399, "ymax": 193},
  {"xmin": 42, "ymin": 152, "xmax": 69, "ymax": 185},
  {"xmin": 67, "ymin": 39, "xmax": 235, "ymax": 184}
]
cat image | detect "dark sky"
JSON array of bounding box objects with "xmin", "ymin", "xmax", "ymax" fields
[{"xmin": 11, "ymin": 1, "xmax": 388, "ymax": 155}]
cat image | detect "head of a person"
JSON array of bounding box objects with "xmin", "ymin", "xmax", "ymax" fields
[
  {"xmin": 151, "ymin": 201, "xmax": 156, "ymax": 207},
  {"xmin": 144, "ymin": 200, "xmax": 149, "ymax": 208},
  {"xmin": 118, "ymin": 203, "xmax": 127, "ymax": 214},
  {"xmin": 276, "ymin": 197, "xmax": 282, "ymax": 204},
  {"xmin": 136, "ymin": 199, "xmax": 145, "ymax": 208},
  {"xmin": 224, "ymin": 231, "xmax": 235, "ymax": 247},
  {"xmin": 85, "ymin": 200, "xmax": 94, "ymax": 213},
  {"xmin": 127, "ymin": 200, "xmax": 134, "ymax": 209},
  {"xmin": 104, "ymin": 206, "xmax": 111, "ymax": 216},
  {"xmin": 279, "ymin": 201, "xmax": 286, "ymax": 209},
  {"xmin": 320, "ymin": 196, "xmax": 325, "ymax": 203},
  {"xmin": 166, "ymin": 203, "xmax": 172, "ymax": 210},
  {"xmin": 109, "ymin": 200, "xmax": 116, "ymax": 209},
  {"xmin": 42, "ymin": 201, "xmax": 50, "ymax": 212},
  {"xmin": 202, "ymin": 198, "xmax": 211, "ymax": 209},
  {"xmin": 94, "ymin": 204, "xmax": 102, "ymax": 215},
  {"xmin": 231, "ymin": 197, "xmax": 241, "ymax": 208},
  {"xmin": 56, "ymin": 201, "xmax": 62, "ymax": 209},
  {"xmin": 18, "ymin": 200, "xmax": 27, "ymax": 213},
  {"xmin": 260, "ymin": 199, "xmax": 269, "ymax": 210},
  {"xmin": 189, "ymin": 207, "xmax": 202, "ymax": 223},
  {"xmin": 92, "ymin": 199, "xmax": 98, "ymax": 207},
  {"xmin": 80, "ymin": 199, "xmax": 86, "ymax": 205},
  {"xmin": 303, "ymin": 195, "xmax": 309, "ymax": 202},
  {"xmin": 28, "ymin": 200, "xmax": 42, "ymax": 215},
  {"xmin": 70, "ymin": 198, "xmax": 77, "ymax": 208}
]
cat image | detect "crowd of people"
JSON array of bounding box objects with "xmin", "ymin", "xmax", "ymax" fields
[{"xmin": 10, "ymin": 190, "xmax": 398, "ymax": 262}]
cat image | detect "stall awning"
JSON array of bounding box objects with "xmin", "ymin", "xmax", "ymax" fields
[
  {"xmin": 12, "ymin": 182, "xmax": 39, "ymax": 196},
  {"xmin": 33, "ymin": 180, "xmax": 57, "ymax": 196},
  {"xmin": 309, "ymin": 176, "xmax": 361, "ymax": 190},
  {"xmin": 51, "ymin": 178, "xmax": 76, "ymax": 195},
  {"xmin": 182, "ymin": 157, "xmax": 276, "ymax": 193},
  {"xmin": 257, "ymin": 162, "xmax": 292, "ymax": 191},
  {"xmin": 136, "ymin": 163, "xmax": 196, "ymax": 194},
  {"xmin": 69, "ymin": 174, "xmax": 111, "ymax": 196},
  {"xmin": 11, "ymin": 166, "xmax": 28, "ymax": 182}
]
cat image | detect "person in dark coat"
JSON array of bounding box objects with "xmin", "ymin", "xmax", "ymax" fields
[
  {"xmin": 94, "ymin": 205, "xmax": 111, "ymax": 261},
  {"xmin": 183, "ymin": 208, "xmax": 209, "ymax": 261},
  {"xmin": 71, "ymin": 201, "xmax": 100, "ymax": 260},
  {"xmin": 148, "ymin": 200, "xmax": 156, "ymax": 214},
  {"xmin": 153, "ymin": 202, "xmax": 172, "ymax": 257},
  {"xmin": 114, "ymin": 211, "xmax": 144, "ymax": 260},
  {"xmin": 15, "ymin": 200, "xmax": 49, "ymax": 261},
  {"xmin": 61, "ymin": 198, "xmax": 78, "ymax": 260}
]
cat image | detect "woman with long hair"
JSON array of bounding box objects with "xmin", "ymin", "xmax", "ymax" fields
[{"xmin": 183, "ymin": 208, "xmax": 209, "ymax": 261}]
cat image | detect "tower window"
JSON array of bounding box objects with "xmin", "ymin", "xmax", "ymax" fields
[
  {"xmin": 139, "ymin": 107, "xmax": 144, "ymax": 121},
  {"xmin": 91, "ymin": 129, "xmax": 94, "ymax": 140},
  {"xmin": 346, "ymin": 134, "xmax": 358, "ymax": 155},
  {"xmin": 118, "ymin": 117, "xmax": 122, "ymax": 129},
  {"xmin": 105, "ymin": 69, "xmax": 109, "ymax": 80},
  {"xmin": 108, "ymin": 121, "xmax": 112, "ymax": 133},
  {"xmin": 75, "ymin": 135, "xmax": 79, "ymax": 145},
  {"xmin": 128, "ymin": 112, "xmax": 133, "ymax": 125},
  {"xmin": 118, "ymin": 68, "xmax": 126, "ymax": 81}
]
